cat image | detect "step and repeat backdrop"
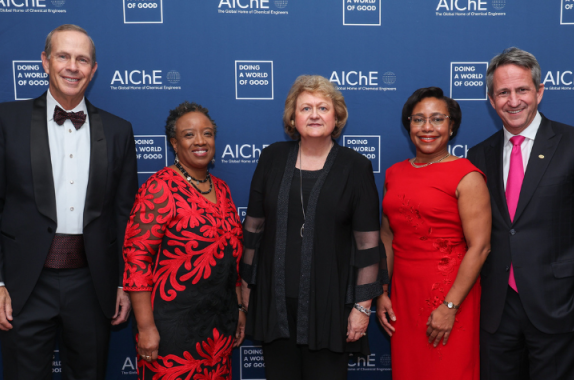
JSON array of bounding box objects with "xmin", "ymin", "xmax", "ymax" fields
[{"xmin": 1, "ymin": 0, "xmax": 573, "ymax": 379}]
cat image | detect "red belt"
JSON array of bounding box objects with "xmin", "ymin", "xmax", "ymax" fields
[{"xmin": 44, "ymin": 234, "xmax": 88, "ymax": 269}]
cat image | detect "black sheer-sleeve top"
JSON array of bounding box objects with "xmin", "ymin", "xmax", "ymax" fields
[{"xmin": 241, "ymin": 141, "xmax": 388, "ymax": 354}]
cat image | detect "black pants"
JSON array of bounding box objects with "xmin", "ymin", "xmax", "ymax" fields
[
  {"xmin": 0, "ymin": 267, "xmax": 111, "ymax": 380},
  {"xmin": 480, "ymin": 286, "xmax": 574, "ymax": 380},
  {"xmin": 262, "ymin": 297, "xmax": 349, "ymax": 380}
]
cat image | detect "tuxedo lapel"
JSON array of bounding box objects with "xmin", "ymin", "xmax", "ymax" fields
[
  {"xmin": 485, "ymin": 131, "xmax": 511, "ymax": 226},
  {"xmin": 83, "ymin": 99, "xmax": 108, "ymax": 228},
  {"xmin": 30, "ymin": 93, "xmax": 57, "ymax": 224},
  {"xmin": 513, "ymin": 116, "xmax": 560, "ymax": 224}
]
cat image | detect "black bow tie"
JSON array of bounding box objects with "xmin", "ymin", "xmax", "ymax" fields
[{"xmin": 53, "ymin": 106, "xmax": 86, "ymax": 130}]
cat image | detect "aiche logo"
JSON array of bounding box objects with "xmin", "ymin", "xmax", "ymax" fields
[
  {"xmin": 237, "ymin": 207, "xmax": 247, "ymax": 223},
  {"xmin": 343, "ymin": 0, "xmax": 381, "ymax": 26},
  {"xmin": 12, "ymin": 60, "xmax": 48, "ymax": 100},
  {"xmin": 348, "ymin": 351, "xmax": 392, "ymax": 372},
  {"xmin": 0, "ymin": 0, "xmax": 45, "ymax": 7},
  {"xmin": 382, "ymin": 71, "xmax": 396, "ymax": 85},
  {"xmin": 543, "ymin": 70, "xmax": 574, "ymax": 91},
  {"xmin": 348, "ymin": 353, "xmax": 377, "ymax": 371},
  {"xmin": 0, "ymin": 0, "xmax": 67, "ymax": 13},
  {"xmin": 492, "ymin": 0, "xmax": 505, "ymax": 10},
  {"xmin": 123, "ymin": 0, "xmax": 163, "ymax": 23},
  {"xmin": 561, "ymin": 0, "xmax": 574, "ymax": 24},
  {"xmin": 235, "ymin": 61, "xmax": 274, "ymax": 100},
  {"xmin": 109, "ymin": 69, "xmax": 181, "ymax": 91},
  {"xmin": 343, "ymin": 135, "xmax": 381, "ymax": 173},
  {"xmin": 329, "ymin": 70, "xmax": 397, "ymax": 92},
  {"xmin": 121, "ymin": 356, "xmax": 138, "ymax": 375},
  {"xmin": 448, "ymin": 144, "xmax": 469, "ymax": 158},
  {"xmin": 435, "ymin": 0, "xmax": 506, "ymax": 17},
  {"xmin": 221, "ymin": 143, "xmax": 270, "ymax": 164},
  {"xmin": 379, "ymin": 353, "xmax": 391, "ymax": 367},
  {"xmin": 274, "ymin": 0, "xmax": 287, "ymax": 8},
  {"xmin": 217, "ymin": 0, "xmax": 289, "ymax": 15},
  {"xmin": 450, "ymin": 62, "xmax": 488, "ymax": 101},
  {"xmin": 166, "ymin": 70, "xmax": 181, "ymax": 84},
  {"xmin": 134, "ymin": 136, "xmax": 168, "ymax": 174}
]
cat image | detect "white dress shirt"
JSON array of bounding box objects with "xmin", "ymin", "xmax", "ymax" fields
[
  {"xmin": 502, "ymin": 112, "xmax": 542, "ymax": 190},
  {"xmin": 0, "ymin": 94, "xmax": 92, "ymax": 287},
  {"xmin": 46, "ymin": 90, "xmax": 91, "ymax": 234}
]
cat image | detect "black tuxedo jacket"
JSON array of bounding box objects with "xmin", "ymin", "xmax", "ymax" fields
[
  {"xmin": 468, "ymin": 114, "xmax": 574, "ymax": 334},
  {"xmin": 0, "ymin": 92, "xmax": 138, "ymax": 318}
]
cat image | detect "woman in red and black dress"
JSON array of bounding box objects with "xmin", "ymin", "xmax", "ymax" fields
[{"xmin": 122, "ymin": 102, "xmax": 245, "ymax": 379}]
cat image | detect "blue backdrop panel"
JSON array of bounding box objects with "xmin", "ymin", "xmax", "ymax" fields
[{"xmin": 1, "ymin": 0, "xmax": 573, "ymax": 378}]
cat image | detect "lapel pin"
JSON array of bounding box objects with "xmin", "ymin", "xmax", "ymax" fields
[{"xmin": 539, "ymin": 155, "xmax": 544, "ymax": 159}]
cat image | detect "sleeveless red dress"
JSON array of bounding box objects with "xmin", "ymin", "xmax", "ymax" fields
[{"xmin": 382, "ymin": 159, "xmax": 484, "ymax": 380}]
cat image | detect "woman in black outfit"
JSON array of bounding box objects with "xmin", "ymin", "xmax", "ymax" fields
[{"xmin": 240, "ymin": 75, "xmax": 388, "ymax": 380}]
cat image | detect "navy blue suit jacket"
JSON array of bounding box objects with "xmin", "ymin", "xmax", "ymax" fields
[{"xmin": 468, "ymin": 114, "xmax": 574, "ymax": 334}]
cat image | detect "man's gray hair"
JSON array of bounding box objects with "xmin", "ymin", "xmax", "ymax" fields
[
  {"xmin": 486, "ymin": 47, "xmax": 541, "ymax": 97},
  {"xmin": 44, "ymin": 24, "xmax": 96, "ymax": 67}
]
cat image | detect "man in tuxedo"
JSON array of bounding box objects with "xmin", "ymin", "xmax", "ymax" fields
[
  {"xmin": 468, "ymin": 47, "xmax": 574, "ymax": 379},
  {"xmin": 0, "ymin": 24, "xmax": 137, "ymax": 379}
]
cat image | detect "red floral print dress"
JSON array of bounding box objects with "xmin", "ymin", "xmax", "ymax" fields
[
  {"xmin": 382, "ymin": 159, "xmax": 484, "ymax": 380},
  {"xmin": 123, "ymin": 167, "xmax": 243, "ymax": 380}
]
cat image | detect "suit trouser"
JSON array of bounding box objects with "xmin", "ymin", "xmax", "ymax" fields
[
  {"xmin": 0, "ymin": 267, "xmax": 110, "ymax": 380},
  {"xmin": 480, "ymin": 286, "xmax": 574, "ymax": 380}
]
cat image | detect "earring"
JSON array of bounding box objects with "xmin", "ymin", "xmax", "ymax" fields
[
  {"xmin": 450, "ymin": 131, "xmax": 453, "ymax": 136},
  {"xmin": 211, "ymin": 158, "xmax": 216, "ymax": 164},
  {"xmin": 174, "ymin": 155, "xmax": 179, "ymax": 164},
  {"xmin": 291, "ymin": 120, "xmax": 294, "ymax": 126}
]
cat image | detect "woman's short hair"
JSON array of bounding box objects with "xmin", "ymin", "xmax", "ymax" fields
[
  {"xmin": 165, "ymin": 101, "xmax": 217, "ymax": 144},
  {"xmin": 401, "ymin": 87, "xmax": 461, "ymax": 141},
  {"xmin": 283, "ymin": 75, "xmax": 348, "ymax": 139}
]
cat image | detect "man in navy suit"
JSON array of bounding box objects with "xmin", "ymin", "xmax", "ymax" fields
[
  {"xmin": 0, "ymin": 24, "xmax": 137, "ymax": 379},
  {"xmin": 468, "ymin": 47, "xmax": 574, "ymax": 379}
]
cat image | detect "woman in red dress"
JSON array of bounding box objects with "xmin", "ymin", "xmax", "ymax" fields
[
  {"xmin": 122, "ymin": 102, "xmax": 245, "ymax": 379},
  {"xmin": 377, "ymin": 87, "xmax": 491, "ymax": 379}
]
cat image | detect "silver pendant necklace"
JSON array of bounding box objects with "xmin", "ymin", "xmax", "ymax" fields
[{"xmin": 298, "ymin": 141, "xmax": 334, "ymax": 237}]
